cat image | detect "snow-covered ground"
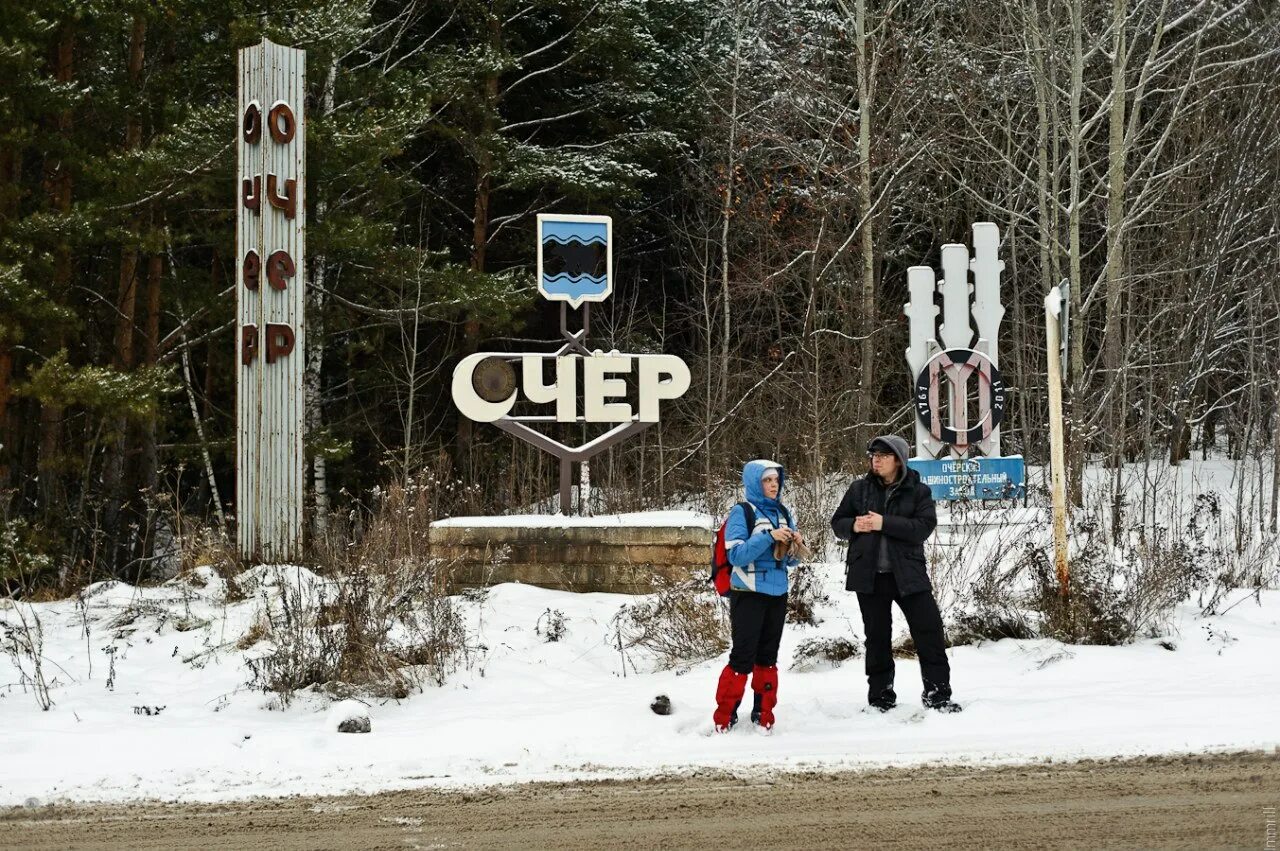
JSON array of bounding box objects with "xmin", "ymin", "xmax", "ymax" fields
[
  {"xmin": 1, "ymin": 457, "xmax": 1276, "ymax": 805},
  {"xmin": 1, "ymin": 557, "xmax": 1277, "ymax": 806}
]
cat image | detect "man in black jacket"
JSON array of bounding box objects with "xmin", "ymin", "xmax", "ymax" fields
[{"xmin": 830, "ymin": 435, "xmax": 961, "ymax": 713}]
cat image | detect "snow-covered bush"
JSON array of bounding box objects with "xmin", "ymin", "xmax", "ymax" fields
[
  {"xmin": 612, "ymin": 576, "xmax": 728, "ymax": 670},
  {"xmin": 786, "ymin": 563, "xmax": 829, "ymax": 626},
  {"xmin": 244, "ymin": 478, "xmax": 474, "ymax": 704},
  {"xmin": 790, "ymin": 635, "xmax": 860, "ymax": 671}
]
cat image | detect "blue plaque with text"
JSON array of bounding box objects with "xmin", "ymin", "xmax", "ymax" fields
[{"xmin": 908, "ymin": 456, "xmax": 1025, "ymax": 501}]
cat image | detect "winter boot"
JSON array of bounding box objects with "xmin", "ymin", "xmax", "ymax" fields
[
  {"xmin": 729, "ymin": 693, "xmax": 755, "ymax": 728},
  {"xmin": 713, "ymin": 666, "xmax": 749, "ymax": 732},
  {"xmin": 751, "ymin": 665, "xmax": 779, "ymax": 729},
  {"xmin": 922, "ymin": 683, "xmax": 962, "ymax": 713},
  {"xmin": 868, "ymin": 686, "xmax": 897, "ymax": 713},
  {"xmin": 748, "ymin": 691, "xmax": 764, "ymax": 725}
]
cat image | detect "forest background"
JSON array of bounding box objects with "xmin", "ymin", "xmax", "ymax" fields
[{"xmin": 1, "ymin": 0, "xmax": 1278, "ymax": 589}]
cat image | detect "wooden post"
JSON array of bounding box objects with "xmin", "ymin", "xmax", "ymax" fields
[{"xmin": 1044, "ymin": 286, "xmax": 1069, "ymax": 596}]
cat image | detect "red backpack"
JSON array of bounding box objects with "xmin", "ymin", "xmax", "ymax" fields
[{"xmin": 710, "ymin": 502, "xmax": 755, "ymax": 596}]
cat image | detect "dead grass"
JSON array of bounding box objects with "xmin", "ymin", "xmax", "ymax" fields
[
  {"xmin": 236, "ymin": 614, "xmax": 271, "ymax": 650},
  {"xmin": 245, "ymin": 477, "xmax": 474, "ymax": 704},
  {"xmin": 790, "ymin": 635, "xmax": 861, "ymax": 671},
  {"xmin": 613, "ymin": 576, "xmax": 728, "ymax": 670}
]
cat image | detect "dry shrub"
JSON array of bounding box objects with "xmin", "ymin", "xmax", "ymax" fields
[
  {"xmin": 613, "ymin": 576, "xmax": 728, "ymax": 669},
  {"xmin": 246, "ymin": 559, "xmax": 470, "ymax": 704},
  {"xmin": 245, "ymin": 476, "xmax": 473, "ymax": 704},
  {"xmin": 947, "ymin": 540, "xmax": 1037, "ymax": 646},
  {"xmin": 0, "ymin": 601, "xmax": 54, "ymax": 710},
  {"xmin": 927, "ymin": 501, "xmax": 1040, "ymax": 625},
  {"xmin": 536, "ymin": 608, "xmax": 568, "ymax": 642},
  {"xmin": 1027, "ymin": 504, "xmax": 1212, "ymax": 645},
  {"xmin": 1029, "ymin": 545, "xmax": 1134, "ymax": 645},
  {"xmin": 786, "ymin": 563, "xmax": 829, "ymax": 626},
  {"xmin": 790, "ymin": 635, "xmax": 861, "ymax": 671},
  {"xmin": 939, "ymin": 492, "xmax": 1228, "ymax": 647},
  {"xmin": 1191, "ymin": 492, "xmax": 1277, "ymax": 614},
  {"xmin": 175, "ymin": 520, "xmax": 236, "ymax": 574},
  {"xmin": 950, "ymin": 607, "xmax": 1036, "ymax": 646}
]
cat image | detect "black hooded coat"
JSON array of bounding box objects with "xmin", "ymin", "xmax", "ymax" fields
[{"xmin": 830, "ymin": 435, "xmax": 938, "ymax": 595}]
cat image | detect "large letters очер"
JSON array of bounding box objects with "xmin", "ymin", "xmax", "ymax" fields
[{"xmin": 451, "ymin": 352, "xmax": 691, "ymax": 424}]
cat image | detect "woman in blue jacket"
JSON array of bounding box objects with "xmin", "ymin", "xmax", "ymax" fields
[{"xmin": 712, "ymin": 459, "xmax": 803, "ymax": 732}]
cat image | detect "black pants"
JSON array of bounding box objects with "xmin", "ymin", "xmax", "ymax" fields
[
  {"xmin": 856, "ymin": 572, "xmax": 950, "ymax": 698},
  {"xmin": 727, "ymin": 590, "xmax": 788, "ymax": 674}
]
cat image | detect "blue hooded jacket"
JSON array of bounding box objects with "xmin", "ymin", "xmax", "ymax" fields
[{"xmin": 724, "ymin": 459, "xmax": 798, "ymax": 596}]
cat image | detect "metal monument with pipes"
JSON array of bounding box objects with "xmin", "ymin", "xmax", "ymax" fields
[{"xmin": 904, "ymin": 223, "xmax": 1025, "ymax": 502}]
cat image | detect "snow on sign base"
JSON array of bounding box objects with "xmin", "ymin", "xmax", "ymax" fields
[
  {"xmin": 537, "ymin": 214, "xmax": 611, "ymax": 308},
  {"xmin": 430, "ymin": 510, "xmax": 714, "ymax": 529}
]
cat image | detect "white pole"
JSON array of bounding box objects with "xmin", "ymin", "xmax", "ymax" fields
[{"xmin": 1045, "ymin": 286, "xmax": 1069, "ymax": 596}]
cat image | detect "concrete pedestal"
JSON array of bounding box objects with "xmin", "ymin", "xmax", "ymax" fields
[{"xmin": 428, "ymin": 512, "xmax": 714, "ymax": 595}]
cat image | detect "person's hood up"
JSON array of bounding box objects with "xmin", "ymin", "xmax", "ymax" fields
[
  {"xmin": 742, "ymin": 459, "xmax": 785, "ymax": 507},
  {"xmin": 867, "ymin": 434, "xmax": 911, "ymax": 470}
]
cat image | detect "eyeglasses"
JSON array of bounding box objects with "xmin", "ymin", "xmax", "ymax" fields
[{"xmin": 866, "ymin": 451, "xmax": 895, "ymax": 461}]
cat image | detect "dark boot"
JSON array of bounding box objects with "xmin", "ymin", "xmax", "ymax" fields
[
  {"xmin": 751, "ymin": 664, "xmax": 778, "ymax": 729},
  {"xmin": 748, "ymin": 691, "xmax": 763, "ymax": 725},
  {"xmin": 729, "ymin": 692, "xmax": 759, "ymax": 728},
  {"xmin": 713, "ymin": 666, "xmax": 749, "ymax": 732},
  {"xmin": 868, "ymin": 686, "xmax": 897, "ymax": 712},
  {"xmin": 922, "ymin": 682, "xmax": 962, "ymax": 713}
]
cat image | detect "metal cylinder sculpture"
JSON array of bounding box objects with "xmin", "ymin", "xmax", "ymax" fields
[{"xmin": 905, "ymin": 223, "xmax": 1024, "ymax": 501}]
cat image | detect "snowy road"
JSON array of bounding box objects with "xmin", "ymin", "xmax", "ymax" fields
[{"xmin": 2, "ymin": 751, "xmax": 1276, "ymax": 849}]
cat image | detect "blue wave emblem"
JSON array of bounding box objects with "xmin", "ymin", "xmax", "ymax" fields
[
  {"xmin": 541, "ymin": 273, "xmax": 608, "ymax": 301},
  {"xmin": 541, "ymin": 219, "xmax": 608, "ymax": 245},
  {"xmin": 538, "ymin": 215, "xmax": 611, "ymax": 305}
]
